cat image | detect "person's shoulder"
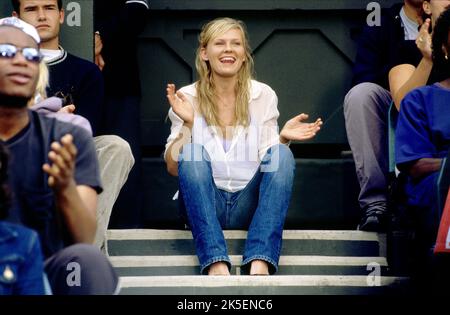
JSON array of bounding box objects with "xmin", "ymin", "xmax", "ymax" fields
[
  {"xmin": 65, "ymin": 52, "xmax": 96, "ymax": 67},
  {"xmin": 406, "ymin": 84, "xmax": 438, "ymax": 99},
  {"xmin": 64, "ymin": 52, "xmax": 102, "ymax": 75},
  {"xmin": 33, "ymin": 111, "xmax": 92, "ymax": 141},
  {"xmin": 250, "ymin": 80, "xmax": 276, "ymax": 99},
  {"xmin": 0, "ymin": 221, "xmax": 38, "ymax": 243},
  {"xmin": 179, "ymin": 83, "xmax": 197, "ymax": 97}
]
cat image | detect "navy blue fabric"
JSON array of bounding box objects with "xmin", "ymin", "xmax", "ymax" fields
[
  {"xmin": 396, "ymin": 83, "xmax": 450, "ymax": 213},
  {"xmin": 47, "ymin": 52, "xmax": 105, "ymax": 136},
  {"xmin": 351, "ymin": 3, "xmax": 409, "ymax": 89},
  {"xmin": 2, "ymin": 111, "xmax": 102, "ymax": 258},
  {"xmin": 0, "ymin": 221, "xmax": 45, "ymax": 295}
]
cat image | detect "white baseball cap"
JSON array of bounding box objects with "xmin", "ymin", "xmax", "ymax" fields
[{"xmin": 0, "ymin": 17, "xmax": 41, "ymax": 44}]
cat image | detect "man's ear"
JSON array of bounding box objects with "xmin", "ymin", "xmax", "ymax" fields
[
  {"xmin": 12, "ymin": 11, "xmax": 19, "ymax": 18},
  {"xmin": 59, "ymin": 9, "xmax": 65, "ymax": 25},
  {"xmin": 423, "ymin": 1, "xmax": 432, "ymax": 15}
]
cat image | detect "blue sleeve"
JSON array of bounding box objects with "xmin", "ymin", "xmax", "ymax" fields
[
  {"xmin": 15, "ymin": 231, "xmax": 45, "ymax": 295},
  {"xmin": 395, "ymin": 89, "xmax": 436, "ymax": 166}
]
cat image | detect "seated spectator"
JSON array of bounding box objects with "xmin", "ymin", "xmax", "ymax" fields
[
  {"xmin": 165, "ymin": 17, "xmax": 322, "ymax": 276},
  {"xmin": 344, "ymin": 0, "xmax": 425, "ymax": 231},
  {"xmin": 395, "ymin": 6, "xmax": 450, "ymax": 290},
  {"xmin": 389, "ymin": 0, "xmax": 450, "ymax": 110},
  {"xmin": 12, "ymin": 0, "xmax": 135, "ymax": 250},
  {"xmin": 0, "ymin": 143, "xmax": 46, "ymax": 295},
  {"xmin": 0, "ymin": 17, "xmax": 119, "ymax": 294}
]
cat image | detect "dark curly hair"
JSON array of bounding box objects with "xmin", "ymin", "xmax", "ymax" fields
[
  {"xmin": 0, "ymin": 143, "xmax": 11, "ymax": 220},
  {"xmin": 432, "ymin": 7, "xmax": 450, "ymax": 78}
]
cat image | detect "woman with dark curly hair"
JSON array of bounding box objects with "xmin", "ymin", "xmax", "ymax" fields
[
  {"xmin": 395, "ymin": 6, "xmax": 450, "ymax": 291},
  {"xmin": 0, "ymin": 143, "xmax": 46, "ymax": 295}
]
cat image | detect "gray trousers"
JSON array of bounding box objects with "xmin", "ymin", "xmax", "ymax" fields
[
  {"xmin": 94, "ymin": 135, "xmax": 135, "ymax": 251},
  {"xmin": 44, "ymin": 244, "xmax": 119, "ymax": 295},
  {"xmin": 343, "ymin": 82, "xmax": 391, "ymax": 209}
]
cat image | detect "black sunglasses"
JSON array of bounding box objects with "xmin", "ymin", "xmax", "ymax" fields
[{"xmin": 0, "ymin": 44, "xmax": 43, "ymax": 63}]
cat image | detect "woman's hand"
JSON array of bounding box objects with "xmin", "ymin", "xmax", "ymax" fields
[
  {"xmin": 94, "ymin": 32, "xmax": 105, "ymax": 71},
  {"xmin": 280, "ymin": 113, "xmax": 322, "ymax": 143},
  {"xmin": 58, "ymin": 104, "xmax": 76, "ymax": 114},
  {"xmin": 166, "ymin": 84, "xmax": 194, "ymax": 125},
  {"xmin": 416, "ymin": 18, "xmax": 432, "ymax": 61}
]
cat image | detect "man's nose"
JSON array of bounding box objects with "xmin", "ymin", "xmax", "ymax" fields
[{"xmin": 37, "ymin": 8, "xmax": 47, "ymax": 20}]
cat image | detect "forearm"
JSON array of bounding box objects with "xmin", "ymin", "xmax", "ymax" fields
[
  {"xmin": 165, "ymin": 122, "xmax": 193, "ymax": 176},
  {"xmin": 393, "ymin": 58, "xmax": 433, "ymax": 110},
  {"xmin": 408, "ymin": 158, "xmax": 443, "ymax": 179},
  {"xmin": 55, "ymin": 182, "xmax": 97, "ymax": 244}
]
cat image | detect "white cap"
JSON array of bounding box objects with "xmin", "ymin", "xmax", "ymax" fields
[{"xmin": 0, "ymin": 17, "xmax": 41, "ymax": 44}]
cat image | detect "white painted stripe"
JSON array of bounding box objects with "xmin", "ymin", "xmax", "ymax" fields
[
  {"xmin": 107, "ymin": 229, "xmax": 383, "ymax": 242},
  {"xmin": 110, "ymin": 256, "xmax": 387, "ymax": 268},
  {"xmin": 119, "ymin": 275, "xmax": 408, "ymax": 288}
]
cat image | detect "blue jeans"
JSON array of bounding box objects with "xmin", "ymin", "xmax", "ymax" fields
[{"xmin": 178, "ymin": 143, "xmax": 295, "ymax": 275}]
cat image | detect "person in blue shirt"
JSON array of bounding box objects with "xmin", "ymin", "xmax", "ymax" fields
[
  {"xmin": 0, "ymin": 142, "xmax": 46, "ymax": 295},
  {"xmin": 395, "ymin": 6, "xmax": 450, "ymax": 290}
]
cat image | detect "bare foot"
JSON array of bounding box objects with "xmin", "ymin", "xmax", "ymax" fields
[
  {"xmin": 249, "ymin": 260, "xmax": 269, "ymax": 275},
  {"xmin": 208, "ymin": 262, "xmax": 230, "ymax": 276}
]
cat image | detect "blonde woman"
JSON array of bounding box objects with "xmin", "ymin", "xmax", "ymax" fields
[{"xmin": 165, "ymin": 18, "xmax": 322, "ymax": 276}]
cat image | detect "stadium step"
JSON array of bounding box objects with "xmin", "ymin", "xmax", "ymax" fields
[{"xmin": 106, "ymin": 229, "xmax": 410, "ymax": 295}]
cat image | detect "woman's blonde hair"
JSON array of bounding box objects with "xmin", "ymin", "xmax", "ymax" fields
[
  {"xmin": 27, "ymin": 61, "xmax": 48, "ymax": 107},
  {"xmin": 195, "ymin": 17, "xmax": 254, "ymax": 128}
]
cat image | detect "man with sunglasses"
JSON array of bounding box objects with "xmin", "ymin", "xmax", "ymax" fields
[
  {"xmin": 0, "ymin": 17, "xmax": 119, "ymax": 294},
  {"xmin": 12, "ymin": 0, "xmax": 135, "ymax": 251}
]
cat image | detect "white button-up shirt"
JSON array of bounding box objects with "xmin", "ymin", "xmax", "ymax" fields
[{"xmin": 164, "ymin": 80, "xmax": 280, "ymax": 192}]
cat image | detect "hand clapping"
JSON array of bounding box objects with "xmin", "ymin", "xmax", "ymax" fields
[{"xmin": 42, "ymin": 134, "xmax": 77, "ymax": 192}]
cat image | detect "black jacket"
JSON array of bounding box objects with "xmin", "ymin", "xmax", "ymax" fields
[{"xmin": 352, "ymin": 3, "xmax": 415, "ymax": 89}]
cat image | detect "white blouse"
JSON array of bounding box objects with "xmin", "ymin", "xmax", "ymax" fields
[{"xmin": 164, "ymin": 80, "xmax": 281, "ymax": 192}]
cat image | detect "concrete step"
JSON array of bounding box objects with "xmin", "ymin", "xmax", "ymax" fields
[
  {"xmin": 107, "ymin": 230, "xmax": 386, "ymax": 257},
  {"xmin": 106, "ymin": 229, "xmax": 409, "ymax": 295},
  {"xmin": 118, "ymin": 275, "xmax": 410, "ymax": 295},
  {"xmin": 110, "ymin": 255, "xmax": 390, "ymax": 276}
]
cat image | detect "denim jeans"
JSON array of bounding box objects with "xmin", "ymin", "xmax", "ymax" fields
[{"xmin": 178, "ymin": 143, "xmax": 295, "ymax": 275}]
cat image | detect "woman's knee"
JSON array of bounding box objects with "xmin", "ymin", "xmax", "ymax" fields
[{"xmin": 261, "ymin": 144, "xmax": 295, "ymax": 175}]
